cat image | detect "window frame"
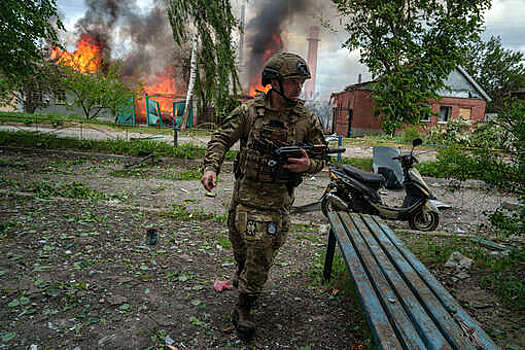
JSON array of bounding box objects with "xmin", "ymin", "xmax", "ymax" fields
[{"xmin": 439, "ymin": 105, "xmax": 452, "ymax": 124}]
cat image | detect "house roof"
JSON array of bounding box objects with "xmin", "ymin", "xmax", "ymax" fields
[
  {"xmin": 456, "ymin": 65, "xmax": 491, "ymax": 102},
  {"xmin": 338, "ymin": 66, "xmax": 492, "ymax": 102},
  {"xmin": 343, "ymin": 80, "xmax": 374, "ymax": 92}
]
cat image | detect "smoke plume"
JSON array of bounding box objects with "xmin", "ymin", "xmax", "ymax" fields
[
  {"xmin": 244, "ymin": 0, "xmax": 324, "ymax": 90},
  {"xmin": 74, "ymin": 0, "xmax": 188, "ymax": 91}
]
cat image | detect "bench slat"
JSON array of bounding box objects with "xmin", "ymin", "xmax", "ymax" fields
[
  {"xmin": 372, "ymin": 216, "xmax": 499, "ymax": 350},
  {"xmin": 327, "ymin": 211, "xmax": 404, "ymax": 350},
  {"xmin": 342, "ymin": 212, "xmax": 449, "ymax": 350},
  {"xmin": 361, "ymin": 214, "xmax": 474, "ymax": 349}
]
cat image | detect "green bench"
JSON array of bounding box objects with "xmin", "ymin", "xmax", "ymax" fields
[{"xmin": 323, "ymin": 211, "xmax": 498, "ymax": 350}]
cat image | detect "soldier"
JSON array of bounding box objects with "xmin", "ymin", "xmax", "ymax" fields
[{"xmin": 200, "ymin": 52, "xmax": 326, "ymax": 340}]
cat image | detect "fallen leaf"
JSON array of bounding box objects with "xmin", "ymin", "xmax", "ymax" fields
[
  {"xmin": 213, "ymin": 279, "xmax": 233, "ymax": 292},
  {"xmin": 118, "ymin": 303, "xmax": 131, "ymax": 311},
  {"xmin": 8, "ymin": 299, "xmax": 20, "ymax": 308},
  {"xmin": 222, "ymin": 326, "xmax": 235, "ymax": 334}
]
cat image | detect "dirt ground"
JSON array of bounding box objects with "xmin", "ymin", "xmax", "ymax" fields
[{"xmin": 0, "ymin": 147, "xmax": 522, "ymax": 349}]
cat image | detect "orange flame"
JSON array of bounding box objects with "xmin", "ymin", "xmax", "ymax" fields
[
  {"xmin": 248, "ymin": 84, "xmax": 271, "ymax": 97},
  {"xmin": 248, "ymin": 34, "xmax": 282, "ymax": 97},
  {"xmin": 135, "ymin": 67, "xmax": 186, "ymax": 122},
  {"xmin": 51, "ymin": 34, "xmax": 103, "ymax": 73}
]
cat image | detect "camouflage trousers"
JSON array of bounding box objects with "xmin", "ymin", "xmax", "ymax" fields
[{"xmin": 227, "ymin": 201, "xmax": 290, "ymax": 297}]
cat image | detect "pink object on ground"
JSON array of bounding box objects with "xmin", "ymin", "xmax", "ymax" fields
[{"xmin": 214, "ymin": 279, "xmax": 233, "ymax": 292}]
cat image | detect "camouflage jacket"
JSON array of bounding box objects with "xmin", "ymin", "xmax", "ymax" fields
[{"xmin": 202, "ymin": 93, "xmax": 326, "ymax": 210}]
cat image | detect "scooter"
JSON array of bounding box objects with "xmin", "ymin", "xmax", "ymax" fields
[{"xmin": 320, "ymin": 138, "xmax": 440, "ymax": 231}]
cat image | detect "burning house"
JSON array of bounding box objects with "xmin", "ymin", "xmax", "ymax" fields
[
  {"xmin": 33, "ymin": 0, "xmax": 190, "ymax": 126},
  {"xmin": 27, "ymin": 0, "xmax": 335, "ymax": 127}
]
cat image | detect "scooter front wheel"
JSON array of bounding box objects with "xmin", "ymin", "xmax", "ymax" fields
[{"xmin": 409, "ymin": 210, "xmax": 439, "ymax": 231}]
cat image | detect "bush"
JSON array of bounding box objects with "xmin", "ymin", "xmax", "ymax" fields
[
  {"xmin": 416, "ymin": 144, "xmax": 518, "ymax": 189},
  {"xmin": 470, "ymin": 120, "xmax": 513, "ymax": 150},
  {"xmin": 485, "ymin": 207, "xmax": 525, "ymax": 238},
  {"xmin": 399, "ymin": 126, "xmax": 420, "ymax": 143},
  {"xmin": 416, "ymin": 144, "xmax": 477, "ymax": 181},
  {"xmin": 425, "ymin": 118, "xmax": 471, "ymax": 145}
]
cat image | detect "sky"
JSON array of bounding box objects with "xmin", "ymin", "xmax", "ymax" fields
[{"xmin": 55, "ymin": 0, "xmax": 525, "ymax": 99}]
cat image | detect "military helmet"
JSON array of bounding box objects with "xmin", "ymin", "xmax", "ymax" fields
[{"xmin": 261, "ymin": 52, "xmax": 311, "ymax": 86}]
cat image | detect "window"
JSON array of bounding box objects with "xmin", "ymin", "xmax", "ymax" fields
[
  {"xmin": 458, "ymin": 107, "xmax": 471, "ymax": 120},
  {"xmin": 439, "ymin": 106, "xmax": 451, "ymax": 123}
]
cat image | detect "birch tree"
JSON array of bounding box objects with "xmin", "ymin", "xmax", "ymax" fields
[
  {"xmin": 167, "ymin": 0, "xmax": 241, "ymax": 125},
  {"xmin": 180, "ymin": 35, "xmax": 198, "ymax": 130}
]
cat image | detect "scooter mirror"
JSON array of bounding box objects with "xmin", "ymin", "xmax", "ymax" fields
[{"xmin": 412, "ymin": 138, "xmax": 423, "ymax": 147}]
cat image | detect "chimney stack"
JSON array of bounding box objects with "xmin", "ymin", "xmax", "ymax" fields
[
  {"xmin": 304, "ymin": 25, "xmax": 320, "ymax": 101},
  {"xmin": 358, "ymin": 73, "xmax": 362, "ymax": 84}
]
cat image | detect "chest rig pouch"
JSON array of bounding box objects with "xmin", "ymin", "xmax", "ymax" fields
[{"xmin": 240, "ymin": 105, "xmax": 299, "ymax": 184}]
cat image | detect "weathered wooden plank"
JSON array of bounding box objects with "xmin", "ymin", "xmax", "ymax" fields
[
  {"xmin": 373, "ymin": 216, "xmax": 499, "ymax": 350},
  {"xmin": 362, "ymin": 214, "xmax": 472, "ymax": 350},
  {"xmin": 326, "ymin": 211, "xmax": 404, "ymax": 350},
  {"xmin": 343, "ymin": 212, "xmax": 448, "ymax": 350}
]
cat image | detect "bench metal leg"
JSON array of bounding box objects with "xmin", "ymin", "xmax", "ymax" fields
[{"xmin": 323, "ymin": 228, "xmax": 336, "ymax": 281}]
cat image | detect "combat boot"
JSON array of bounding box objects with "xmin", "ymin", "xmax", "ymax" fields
[{"xmin": 232, "ymin": 293, "xmax": 256, "ymax": 340}]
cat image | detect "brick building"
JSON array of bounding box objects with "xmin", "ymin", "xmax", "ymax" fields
[{"xmin": 329, "ymin": 66, "xmax": 491, "ymax": 136}]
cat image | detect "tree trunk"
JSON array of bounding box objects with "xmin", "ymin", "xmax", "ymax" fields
[{"xmin": 180, "ymin": 35, "xmax": 198, "ymax": 131}]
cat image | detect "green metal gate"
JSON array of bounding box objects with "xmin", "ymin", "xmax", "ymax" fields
[
  {"xmin": 116, "ymin": 97, "xmax": 136, "ymax": 125},
  {"xmin": 173, "ymin": 101, "xmax": 193, "ymax": 128},
  {"xmin": 146, "ymin": 98, "xmax": 164, "ymax": 127}
]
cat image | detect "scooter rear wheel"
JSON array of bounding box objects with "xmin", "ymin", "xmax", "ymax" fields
[
  {"xmin": 321, "ymin": 193, "xmax": 349, "ymax": 218},
  {"xmin": 409, "ymin": 210, "xmax": 439, "ymax": 231}
]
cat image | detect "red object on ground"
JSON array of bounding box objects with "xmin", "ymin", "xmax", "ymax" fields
[{"xmin": 214, "ymin": 279, "xmax": 233, "ymax": 292}]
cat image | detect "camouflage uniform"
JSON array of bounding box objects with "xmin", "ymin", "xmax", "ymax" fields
[{"xmin": 202, "ymin": 93, "xmax": 326, "ymax": 297}]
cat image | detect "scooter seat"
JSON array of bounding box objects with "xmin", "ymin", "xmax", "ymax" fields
[{"xmin": 342, "ymin": 165, "xmax": 385, "ymax": 186}]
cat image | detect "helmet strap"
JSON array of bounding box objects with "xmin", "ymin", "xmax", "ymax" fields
[{"xmin": 270, "ymin": 79, "xmax": 298, "ymax": 106}]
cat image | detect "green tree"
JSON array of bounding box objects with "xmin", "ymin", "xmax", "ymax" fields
[
  {"xmin": 333, "ymin": 0, "xmax": 491, "ymax": 134},
  {"xmin": 0, "ymin": 0, "xmax": 64, "ymax": 101},
  {"xmin": 485, "ymin": 97, "xmax": 524, "ymax": 236},
  {"xmin": 463, "ymin": 36, "xmax": 525, "ymax": 111},
  {"xmin": 59, "ymin": 62, "xmax": 137, "ymax": 120},
  {"xmin": 166, "ymin": 0, "xmax": 241, "ymax": 123}
]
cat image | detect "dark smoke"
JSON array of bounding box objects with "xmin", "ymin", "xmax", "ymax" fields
[
  {"xmin": 246, "ymin": 0, "xmax": 322, "ymax": 83},
  {"xmin": 75, "ymin": 0, "xmax": 129, "ymax": 59},
  {"xmin": 74, "ymin": 0, "xmax": 188, "ymax": 91}
]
